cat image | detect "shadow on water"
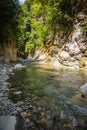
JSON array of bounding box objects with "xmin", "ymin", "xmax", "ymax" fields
[{"xmin": 8, "ymin": 63, "xmax": 87, "ymax": 130}]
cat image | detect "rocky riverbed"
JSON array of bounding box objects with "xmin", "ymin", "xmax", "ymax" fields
[
  {"xmin": 0, "ymin": 61, "xmax": 28, "ymax": 116},
  {"xmin": 0, "ymin": 61, "xmax": 51, "ymax": 129},
  {"xmin": 0, "ymin": 61, "xmax": 87, "ymax": 130},
  {"xmin": 0, "ymin": 61, "xmax": 16, "ymax": 115}
]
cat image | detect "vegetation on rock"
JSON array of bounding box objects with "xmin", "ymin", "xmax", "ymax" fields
[{"xmin": 0, "ymin": 0, "xmax": 87, "ymax": 60}]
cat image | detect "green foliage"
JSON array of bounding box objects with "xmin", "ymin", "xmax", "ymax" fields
[
  {"xmin": 17, "ymin": 0, "xmax": 87, "ymax": 55},
  {"xmin": 18, "ymin": 0, "xmax": 46, "ymax": 54},
  {"xmin": 82, "ymin": 19, "xmax": 87, "ymax": 33},
  {"xmin": 0, "ymin": 0, "xmax": 86, "ymax": 56},
  {"xmin": 0, "ymin": 0, "xmax": 20, "ymax": 44},
  {"xmin": 25, "ymin": 41, "xmax": 35, "ymax": 54}
]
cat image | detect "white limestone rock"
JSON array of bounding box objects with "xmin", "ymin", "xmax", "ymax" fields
[
  {"xmin": 14, "ymin": 64, "xmax": 26, "ymax": 69},
  {"xmin": 14, "ymin": 91, "xmax": 22, "ymax": 95},
  {"xmin": 80, "ymin": 83, "xmax": 87, "ymax": 98},
  {"xmin": 81, "ymin": 83, "xmax": 87, "ymax": 94},
  {"xmin": 60, "ymin": 51, "xmax": 70, "ymax": 61}
]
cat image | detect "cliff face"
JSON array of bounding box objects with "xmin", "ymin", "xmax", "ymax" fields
[
  {"xmin": 0, "ymin": 41, "xmax": 17, "ymax": 62},
  {"xmin": 53, "ymin": 12, "xmax": 87, "ymax": 69}
]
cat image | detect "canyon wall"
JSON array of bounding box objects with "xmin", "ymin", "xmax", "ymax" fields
[
  {"xmin": 0, "ymin": 41, "xmax": 17, "ymax": 62},
  {"xmin": 53, "ymin": 12, "xmax": 87, "ymax": 69}
]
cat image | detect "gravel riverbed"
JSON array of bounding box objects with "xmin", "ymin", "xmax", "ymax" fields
[
  {"xmin": 0, "ymin": 61, "xmax": 17, "ymax": 115},
  {"xmin": 1, "ymin": 61, "xmax": 87, "ymax": 130}
]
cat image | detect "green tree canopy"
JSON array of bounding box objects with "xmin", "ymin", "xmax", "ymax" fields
[
  {"xmin": 0, "ymin": 0, "xmax": 20, "ymax": 43},
  {"xmin": 1, "ymin": 0, "xmax": 86, "ymax": 56}
]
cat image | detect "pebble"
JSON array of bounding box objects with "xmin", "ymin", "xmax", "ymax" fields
[
  {"xmin": 17, "ymin": 107, "xmax": 22, "ymax": 112},
  {"xmin": 14, "ymin": 91, "xmax": 22, "ymax": 95},
  {"xmin": 53, "ymin": 115, "xmax": 60, "ymax": 123}
]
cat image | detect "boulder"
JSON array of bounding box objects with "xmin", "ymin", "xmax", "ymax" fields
[
  {"xmin": 51, "ymin": 58, "xmax": 61, "ymax": 67},
  {"xmin": 14, "ymin": 64, "xmax": 26, "ymax": 69},
  {"xmin": 80, "ymin": 83, "xmax": 87, "ymax": 98},
  {"xmin": 38, "ymin": 54, "xmax": 46, "ymax": 61},
  {"xmin": 60, "ymin": 51, "xmax": 70, "ymax": 61}
]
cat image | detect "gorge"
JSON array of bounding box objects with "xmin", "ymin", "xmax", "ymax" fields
[{"xmin": 0, "ymin": 0, "xmax": 87, "ymax": 130}]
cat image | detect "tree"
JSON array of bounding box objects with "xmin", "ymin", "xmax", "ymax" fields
[
  {"xmin": 18, "ymin": 0, "xmax": 87, "ymax": 56},
  {"xmin": 0, "ymin": 0, "xmax": 20, "ymax": 44}
]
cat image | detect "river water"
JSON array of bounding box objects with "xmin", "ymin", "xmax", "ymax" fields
[{"xmin": 6, "ymin": 63, "xmax": 87, "ymax": 129}]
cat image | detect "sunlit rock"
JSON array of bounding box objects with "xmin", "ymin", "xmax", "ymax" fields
[
  {"xmin": 80, "ymin": 57, "xmax": 87, "ymax": 69},
  {"xmin": 34, "ymin": 50, "xmax": 40, "ymax": 59},
  {"xmin": 53, "ymin": 12, "xmax": 87, "ymax": 69},
  {"xmin": 60, "ymin": 51, "xmax": 70, "ymax": 61},
  {"xmin": 77, "ymin": 12, "xmax": 87, "ymax": 21},
  {"xmin": 38, "ymin": 54, "xmax": 45, "ymax": 60},
  {"xmin": 14, "ymin": 91, "xmax": 22, "ymax": 95},
  {"xmin": 51, "ymin": 58, "xmax": 61, "ymax": 67},
  {"xmin": 68, "ymin": 42, "xmax": 81, "ymax": 55},
  {"xmin": 14, "ymin": 64, "xmax": 26, "ymax": 69}
]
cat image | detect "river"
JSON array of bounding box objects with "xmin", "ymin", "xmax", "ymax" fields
[{"xmin": 1, "ymin": 63, "xmax": 87, "ymax": 130}]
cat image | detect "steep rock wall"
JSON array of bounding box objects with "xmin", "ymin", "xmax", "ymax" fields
[
  {"xmin": 0, "ymin": 41, "xmax": 17, "ymax": 62},
  {"xmin": 53, "ymin": 12, "xmax": 87, "ymax": 69}
]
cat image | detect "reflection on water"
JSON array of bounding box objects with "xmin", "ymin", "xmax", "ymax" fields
[{"xmin": 9, "ymin": 63, "xmax": 87, "ymax": 129}]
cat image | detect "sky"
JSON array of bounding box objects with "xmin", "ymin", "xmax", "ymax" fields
[{"xmin": 19, "ymin": 0, "xmax": 25, "ymax": 5}]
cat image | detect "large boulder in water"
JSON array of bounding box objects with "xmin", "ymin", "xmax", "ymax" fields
[
  {"xmin": 14, "ymin": 64, "xmax": 26, "ymax": 69},
  {"xmin": 80, "ymin": 83, "xmax": 87, "ymax": 98}
]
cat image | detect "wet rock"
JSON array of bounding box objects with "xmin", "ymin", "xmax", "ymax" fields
[
  {"xmin": 14, "ymin": 91, "xmax": 22, "ymax": 95},
  {"xmin": 0, "ymin": 61, "xmax": 19, "ymax": 116},
  {"xmin": 40, "ymin": 118, "xmax": 48, "ymax": 126},
  {"xmin": 21, "ymin": 112, "xmax": 27, "ymax": 118},
  {"xmin": 63, "ymin": 123, "xmax": 72, "ymax": 129},
  {"xmin": 17, "ymin": 101, "xmax": 24, "ymax": 106},
  {"xmin": 21, "ymin": 111, "xmax": 31, "ymax": 119},
  {"xmin": 12, "ymin": 110, "xmax": 17, "ymax": 115},
  {"xmin": 80, "ymin": 83, "xmax": 87, "ymax": 98},
  {"xmin": 31, "ymin": 111, "xmax": 42, "ymax": 122},
  {"xmin": 24, "ymin": 113, "xmax": 31, "ymax": 119},
  {"xmin": 60, "ymin": 111, "xmax": 65, "ymax": 120},
  {"xmin": 25, "ymin": 118, "xmax": 30, "ymax": 123},
  {"xmin": 37, "ymin": 107, "xmax": 42, "ymax": 111},
  {"xmin": 17, "ymin": 107, "xmax": 22, "ymax": 113},
  {"xmin": 22, "ymin": 107, "xmax": 28, "ymax": 111},
  {"xmin": 28, "ymin": 104, "xmax": 33, "ymax": 110},
  {"xmin": 14, "ymin": 64, "xmax": 26, "ymax": 69},
  {"xmin": 53, "ymin": 115, "xmax": 60, "ymax": 123}
]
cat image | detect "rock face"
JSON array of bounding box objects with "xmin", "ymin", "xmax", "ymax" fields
[
  {"xmin": 53, "ymin": 12, "xmax": 87, "ymax": 69},
  {"xmin": 0, "ymin": 41, "xmax": 17, "ymax": 62}
]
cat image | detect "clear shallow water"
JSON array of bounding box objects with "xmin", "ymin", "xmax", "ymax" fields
[{"xmin": 9, "ymin": 63, "xmax": 87, "ymax": 129}]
